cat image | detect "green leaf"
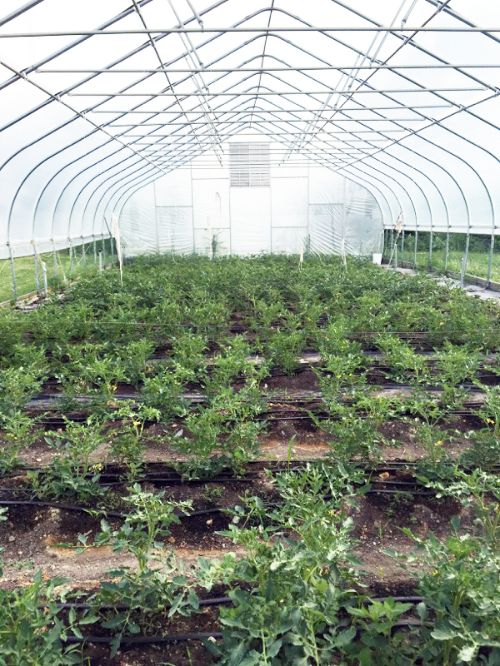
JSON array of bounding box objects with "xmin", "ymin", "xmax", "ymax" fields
[
  {"xmin": 359, "ymin": 646, "xmax": 374, "ymax": 666},
  {"xmin": 267, "ymin": 638, "xmax": 282, "ymax": 657},
  {"xmin": 334, "ymin": 626, "xmax": 356, "ymax": 647},
  {"xmin": 431, "ymin": 627, "xmax": 459, "ymax": 641},
  {"xmin": 71, "ymin": 625, "xmax": 83, "ymax": 640},
  {"xmin": 458, "ymin": 645, "xmax": 477, "ymax": 662},
  {"xmin": 416, "ymin": 602, "xmax": 427, "ymax": 620},
  {"xmin": 79, "ymin": 613, "xmax": 99, "ymax": 625}
]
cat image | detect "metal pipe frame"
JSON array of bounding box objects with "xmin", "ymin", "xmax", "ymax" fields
[
  {"xmin": 1, "ymin": 26, "xmax": 499, "ymax": 36},
  {"xmin": 68, "ymin": 39, "xmax": 474, "ymax": 236},
  {"xmin": 0, "ymin": 0, "xmax": 498, "ymax": 269},
  {"xmin": 32, "ymin": 65, "xmax": 500, "ymax": 73}
]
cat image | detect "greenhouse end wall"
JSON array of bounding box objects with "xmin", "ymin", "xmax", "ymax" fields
[{"xmin": 119, "ymin": 134, "xmax": 384, "ymax": 258}]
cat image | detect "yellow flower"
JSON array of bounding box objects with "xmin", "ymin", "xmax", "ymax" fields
[
  {"xmin": 486, "ymin": 418, "xmax": 494, "ymax": 425},
  {"xmin": 435, "ymin": 440, "xmax": 444, "ymax": 446}
]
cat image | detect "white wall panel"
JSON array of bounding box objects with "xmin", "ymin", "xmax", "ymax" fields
[
  {"xmin": 120, "ymin": 135, "xmax": 384, "ymax": 257},
  {"xmin": 194, "ymin": 228, "xmax": 231, "ymax": 256},
  {"xmin": 154, "ymin": 170, "xmax": 192, "ymax": 207},
  {"xmin": 192, "ymin": 179, "xmax": 230, "ymax": 230},
  {"xmin": 271, "ymin": 177, "xmax": 308, "ymax": 228},
  {"xmin": 156, "ymin": 207, "xmax": 193, "ymax": 254},
  {"xmin": 230, "ymin": 188, "xmax": 271, "ymax": 255},
  {"xmin": 309, "ymin": 170, "xmax": 345, "ymax": 205},
  {"xmin": 272, "ymin": 227, "xmax": 308, "ymax": 254}
]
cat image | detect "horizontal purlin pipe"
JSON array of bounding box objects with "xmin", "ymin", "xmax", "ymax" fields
[
  {"xmin": 35, "ymin": 64, "xmax": 500, "ymax": 72},
  {"xmin": 1, "ymin": 26, "xmax": 499, "ymax": 36},
  {"xmin": 69, "ymin": 88, "xmax": 488, "ymax": 96}
]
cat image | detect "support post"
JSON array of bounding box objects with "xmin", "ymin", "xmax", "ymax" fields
[
  {"xmin": 460, "ymin": 233, "xmax": 470, "ymax": 287},
  {"xmin": 52, "ymin": 240, "xmax": 58, "ymax": 280},
  {"xmin": 33, "ymin": 242, "xmax": 41, "ymax": 293},
  {"xmin": 486, "ymin": 233, "xmax": 494, "ymax": 286},
  {"xmin": 8, "ymin": 242, "xmax": 17, "ymax": 302},
  {"xmin": 41, "ymin": 261, "xmax": 48, "ymax": 297}
]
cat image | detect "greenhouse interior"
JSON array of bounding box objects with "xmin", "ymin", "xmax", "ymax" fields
[{"xmin": 0, "ymin": 1, "xmax": 499, "ymax": 665}]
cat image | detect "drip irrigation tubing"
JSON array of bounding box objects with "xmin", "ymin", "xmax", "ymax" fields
[
  {"xmin": 0, "ymin": 498, "xmax": 232, "ymax": 519},
  {"xmin": 64, "ymin": 632, "xmax": 224, "ymax": 646},
  {"xmin": 26, "ymin": 383, "xmax": 491, "ymax": 409},
  {"xmin": 62, "ymin": 618, "xmax": 429, "ymax": 647},
  {"xmin": 0, "ymin": 479, "xmax": 445, "ymax": 519},
  {"xmin": 5, "ymin": 460, "xmax": 499, "ymax": 484},
  {"xmin": 51, "ymin": 594, "xmax": 423, "ymax": 613},
  {"xmin": 54, "ymin": 596, "xmax": 232, "ymax": 612},
  {"xmin": 23, "ymin": 321, "xmax": 500, "ymax": 333}
]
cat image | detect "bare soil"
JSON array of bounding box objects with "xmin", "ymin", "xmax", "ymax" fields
[
  {"xmin": 0, "ymin": 474, "xmax": 471, "ymax": 594},
  {"xmin": 12, "ymin": 409, "xmax": 479, "ymax": 468}
]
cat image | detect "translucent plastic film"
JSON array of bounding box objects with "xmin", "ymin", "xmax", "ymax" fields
[
  {"xmin": 0, "ymin": 0, "xmax": 498, "ymax": 263},
  {"xmin": 120, "ymin": 132, "xmax": 383, "ymax": 256}
]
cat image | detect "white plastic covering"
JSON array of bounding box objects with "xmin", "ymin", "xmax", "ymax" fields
[
  {"xmin": 120, "ymin": 133, "xmax": 384, "ymax": 256},
  {"xmin": 0, "ymin": 0, "xmax": 499, "ymax": 261}
]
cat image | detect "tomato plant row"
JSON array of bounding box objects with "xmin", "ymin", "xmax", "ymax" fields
[{"xmin": 0, "ymin": 255, "xmax": 498, "ymax": 664}]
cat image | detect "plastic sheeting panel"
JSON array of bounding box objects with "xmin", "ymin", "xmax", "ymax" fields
[
  {"xmin": 119, "ymin": 134, "xmax": 384, "ymax": 257},
  {"xmin": 192, "ymin": 179, "xmax": 230, "ymax": 230},
  {"xmin": 271, "ymin": 177, "xmax": 309, "ymax": 228},
  {"xmin": 1, "ymin": 1, "xmax": 499, "ymax": 264},
  {"xmin": 194, "ymin": 228, "xmax": 231, "ymax": 256},
  {"xmin": 272, "ymin": 227, "xmax": 308, "ymax": 254},
  {"xmin": 230, "ymin": 188, "xmax": 272, "ymax": 256},
  {"xmin": 156, "ymin": 207, "xmax": 193, "ymax": 255}
]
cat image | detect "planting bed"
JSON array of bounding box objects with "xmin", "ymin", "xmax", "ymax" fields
[{"xmin": 0, "ymin": 255, "xmax": 498, "ymax": 665}]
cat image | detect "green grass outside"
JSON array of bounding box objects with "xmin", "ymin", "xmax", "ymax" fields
[
  {"xmin": 3, "ymin": 246, "xmax": 498, "ymax": 303},
  {"xmin": 394, "ymin": 250, "xmax": 500, "ymax": 283},
  {"xmin": 0, "ymin": 248, "xmax": 107, "ymax": 303}
]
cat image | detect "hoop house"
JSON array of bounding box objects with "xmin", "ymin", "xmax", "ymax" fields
[{"xmin": 0, "ymin": 0, "xmax": 499, "ymax": 291}]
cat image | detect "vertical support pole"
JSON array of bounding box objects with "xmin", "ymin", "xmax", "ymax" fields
[
  {"xmin": 429, "ymin": 230, "xmax": 433, "ymax": 270},
  {"xmin": 464, "ymin": 232, "xmax": 470, "ymax": 280},
  {"xmin": 154, "ymin": 182, "xmax": 160, "ymax": 254},
  {"xmin": 52, "ymin": 240, "xmax": 59, "ymax": 280},
  {"xmin": 110, "ymin": 235, "xmax": 115, "ymax": 262},
  {"xmin": 33, "ymin": 242, "xmax": 41, "ymax": 293},
  {"xmin": 486, "ymin": 233, "xmax": 494, "ymax": 286},
  {"xmin": 444, "ymin": 232, "xmax": 450, "ymax": 272},
  {"xmin": 414, "ymin": 229, "xmax": 418, "ymax": 269},
  {"xmin": 41, "ymin": 261, "xmax": 48, "ymax": 297},
  {"xmin": 69, "ymin": 239, "xmax": 74, "ymax": 275},
  {"xmin": 460, "ymin": 233, "xmax": 470, "ymax": 288},
  {"xmin": 81, "ymin": 238, "xmax": 86, "ymax": 264},
  {"xmin": 93, "ymin": 238, "xmax": 97, "ymax": 264},
  {"xmin": 8, "ymin": 242, "xmax": 17, "ymax": 302},
  {"xmin": 98, "ymin": 251, "xmax": 103, "ymax": 272},
  {"xmin": 401, "ymin": 230, "xmax": 405, "ymax": 263}
]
